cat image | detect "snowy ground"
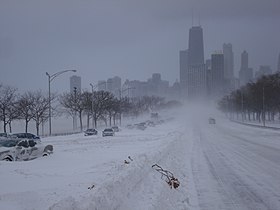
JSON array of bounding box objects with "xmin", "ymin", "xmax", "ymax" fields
[{"xmin": 1, "ymin": 107, "xmax": 280, "ymax": 210}]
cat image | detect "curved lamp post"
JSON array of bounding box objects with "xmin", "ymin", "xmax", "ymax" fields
[{"xmin": 46, "ymin": 69, "xmax": 77, "ymax": 135}]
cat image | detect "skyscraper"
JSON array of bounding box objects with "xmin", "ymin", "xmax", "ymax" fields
[
  {"xmin": 241, "ymin": 50, "xmax": 248, "ymax": 70},
  {"xmin": 188, "ymin": 26, "xmax": 204, "ymax": 66},
  {"xmin": 186, "ymin": 26, "xmax": 206, "ymax": 97},
  {"xmin": 223, "ymin": 43, "xmax": 234, "ymax": 80},
  {"xmin": 70, "ymin": 75, "xmax": 81, "ymax": 93},
  {"xmin": 211, "ymin": 53, "xmax": 225, "ymax": 96},
  {"xmin": 239, "ymin": 50, "xmax": 253, "ymax": 86}
]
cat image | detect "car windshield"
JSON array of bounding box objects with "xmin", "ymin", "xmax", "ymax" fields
[
  {"xmin": 0, "ymin": 140, "xmax": 18, "ymax": 147},
  {"xmin": 104, "ymin": 129, "xmax": 113, "ymax": 132}
]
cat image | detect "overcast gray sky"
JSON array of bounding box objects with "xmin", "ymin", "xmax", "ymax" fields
[{"xmin": 0, "ymin": 0, "xmax": 279, "ymax": 93}]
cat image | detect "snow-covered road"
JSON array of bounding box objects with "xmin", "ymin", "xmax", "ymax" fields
[
  {"xmin": 1, "ymin": 110, "xmax": 280, "ymax": 210},
  {"xmin": 190, "ymin": 117, "xmax": 280, "ymax": 210}
]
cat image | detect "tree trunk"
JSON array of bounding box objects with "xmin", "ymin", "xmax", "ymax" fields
[
  {"xmin": 25, "ymin": 118, "xmax": 28, "ymax": 133},
  {"xmin": 79, "ymin": 111, "xmax": 83, "ymax": 132},
  {"xmin": 36, "ymin": 122, "xmax": 39, "ymax": 136},
  {"xmin": 9, "ymin": 121, "xmax": 12, "ymax": 133},
  {"xmin": 87, "ymin": 114, "xmax": 90, "ymax": 129}
]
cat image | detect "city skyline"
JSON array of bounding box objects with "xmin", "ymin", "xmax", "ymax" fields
[{"xmin": 0, "ymin": 1, "xmax": 279, "ymax": 93}]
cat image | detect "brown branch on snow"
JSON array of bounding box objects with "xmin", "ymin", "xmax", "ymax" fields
[
  {"xmin": 152, "ymin": 164, "xmax": 180, "ymax": 189},
  {"xmin": 88, "ymin": 184, "xmax": 95, "ymax": 190},
  {"xmin": 124, "ymin": 156, "xmax": 133, "ymax": 164}
]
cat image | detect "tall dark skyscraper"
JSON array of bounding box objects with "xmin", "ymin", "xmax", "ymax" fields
[
  {"xmin": 188, "ymin": 26, "xmax": 204, "ymax": 66},
  {"xmin": 223, "ymin": 43, "xmax": 234, "ymax": 80},
  {"xmin": 239, "ymin": 50, "xmax": 253, "ymax": 86},
  {"xmin": 241, "ymin": 50, "xmax": 249, "ymax": 70},
  {"xmin": 211, "ymin": 53, "xmax": 225, "ymax": 96}
]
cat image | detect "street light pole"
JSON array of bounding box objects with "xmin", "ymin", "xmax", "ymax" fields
[
  {"xmin": 46, "ymin": 69, "xmax": 77, "ymax": 136},
  {"xmin": 90, "ymin": 83, "xmax": 95, "ymax": 128},
  {"xmin": 262, "ymin": 86, "xmax": 265, "ymax": 127}
]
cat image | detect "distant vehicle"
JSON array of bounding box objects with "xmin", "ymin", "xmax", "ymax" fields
[
  {"xmin": 84, "ymin": 129, "xmax": 98, "ymax": 136},
  {"xmin": 151, "ymin": 112, "xmax": 159, "ymax": 119},
  {"xmin": 0, "ymin": 139, "xmax": 53, "ymax": 161},
  {"xmin": 102, "ymin": 128, "xmax": 114, "ymax": 137},
  {"xmin": 136, "ymin": 122, "xmax": 147, "ymax": 130},
  {"xmin": 208, "ymin": 118, "xmax": 216, "ymax": 124},
  {"xmin": 112, "ymin": 126, "xmax": 120, "ymax": 132},
  {"xmin": 11, "ymin": 133, "xmax": 40, "ymax": 141}
]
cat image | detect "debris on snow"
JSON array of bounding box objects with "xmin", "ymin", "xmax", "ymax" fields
[
  {"xmin": 124, "ymin": 156, "xmax": 133, "ymax": 164},
  {"xmin": 152, "ymin": 164, "xmax": 180, "ymax": 189},
  {"xmin": 88, "ymin": 184, "xmax": 95, "ymax": 190}
]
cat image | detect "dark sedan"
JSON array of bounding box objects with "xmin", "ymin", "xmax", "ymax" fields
[{"xmin": 84, "ymin": 129, "xmax": 98, "ymax": 136}]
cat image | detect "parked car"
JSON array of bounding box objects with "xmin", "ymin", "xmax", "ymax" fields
[
  {"xmin": 135, "ymin": 122, "xmax": 147, "ymax": 130},
  {"xmin": 208, "ymin": 118, "xmax": 216, "ymax": 124},
  {"xmin": 102, "ymin": 128, "xmax": 114, "ymax": 137},
  {"xmin": 112, "ymin": 126, "xmax": 120, "ymax": 132},
  {"xmin": 0, "ymin": 139, "xmax": 53, "ymax": 161},
  {"xmin": 11, "ymin": 133, "xmax": 40, "ymax": 141},
  {"xmin": 84, "ymin": 128, "xmax": 98, "ymax": 136}
]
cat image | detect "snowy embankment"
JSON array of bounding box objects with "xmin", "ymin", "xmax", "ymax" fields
[{"xmin": 0, "ymin": 114, "xmax": 195, "ymax": 210}]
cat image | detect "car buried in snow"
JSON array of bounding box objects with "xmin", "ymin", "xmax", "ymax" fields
[
  {"xmin": 112, "ymin": 126, "xmax": 120, "ymax": 132},
  {"xmin": 0, "ymin": 139, "xmax": 53, "ymax": 161}
]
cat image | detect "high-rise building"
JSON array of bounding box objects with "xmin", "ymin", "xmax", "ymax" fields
[
  {"xmin": 239, "ymin": 50, "xmax": 253, "ymax": 86},
  {"xmin": 188, "ymin": 26, "xmax": 204, "ymax": 66},
  {"xmin": 277, "ymin": 53, "xmax": 280, "ymax": 72},
  {"xmin": 187, "ymin": 64, "xmax": 207, "ymax": 98},
  {"xmin": 211, "ymin": 53, "xmax": 225, "ymax": 96},
  {"xmin": 70, "ymin": 75, "xmax": 81, "ymax": 93},
  {"xmin": 186, "ymin": 26, "xmax": 206, "ymax": 98},
  {"xmin": 223, "ymin": 43, "xmax": 234, "ymax": 80},
  {"xmin": 241, "ymin": 50, "xmax": 248, "ymax": 70},
  {"xmin": 107, "ymin": 76, "xmax": 121, "ymax": 97},
  {"xmin": 97, "ymin": 80, "xmax": 107, "ymax": 91}
]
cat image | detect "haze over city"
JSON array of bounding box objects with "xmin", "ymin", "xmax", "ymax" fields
[{"xmin": 0, "ymin": 0, "xmax": 279, "ymax": 93}]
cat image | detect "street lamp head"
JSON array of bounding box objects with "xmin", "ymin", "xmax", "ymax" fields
[
  {"xmin": 46, "ymin": 72, "xmax": 50, "ymax": 76},
  {"xmin": 72, "ymin": 70, "xmax": 77, "ymax": 73}
]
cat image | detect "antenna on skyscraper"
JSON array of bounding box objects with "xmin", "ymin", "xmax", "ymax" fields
[{"xmin": 192, "ymin": 9, "xmax": 194, "ymax": 26}]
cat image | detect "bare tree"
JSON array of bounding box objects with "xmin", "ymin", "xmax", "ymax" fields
[
  {"xmin": 0, "ymin": 85, "xmax": 18, "ymax": 133},
  {"xmin": 30, "ymin": 91, "xmax": 49, "ymax": 135},
  {"xmin": 60, "ymin": 90, "xmax": 85, "ymax": 131},
  {"xmin": 17, "ymin": 92, "xmax": 36, "ymax": 133},
  {"xmin": 92, "ymin": 91, "xmax": 115, "ymax": 128}
]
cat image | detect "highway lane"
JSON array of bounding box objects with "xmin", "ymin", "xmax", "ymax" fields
[{"xmin": 190, "ymin": 119, "xmax": 280, "ymax": 210}]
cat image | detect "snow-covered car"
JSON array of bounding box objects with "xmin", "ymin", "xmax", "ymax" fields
[
  {"xmin": 112, "ymin": 126, "xmax": 120, "ymax": 132},
  {"xmin": 102, "ymin": 128, "xmax": 114, "ymax": 137},
  {"xmin": 84, "ymin": 129, "xmax": 98, "ymax": 136},
  {"xmin": 0, "ymin": 139, "xmax": 53, "ymax": 161}
]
